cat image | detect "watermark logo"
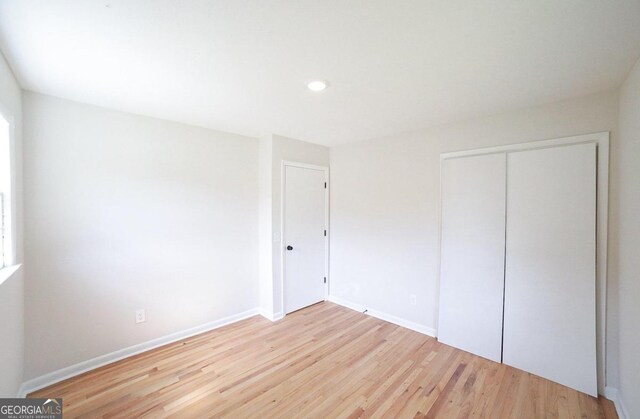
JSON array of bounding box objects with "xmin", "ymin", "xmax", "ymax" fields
[{"xmin": 0, "ymin": 398, "xmax": 62, "ymax": 419}]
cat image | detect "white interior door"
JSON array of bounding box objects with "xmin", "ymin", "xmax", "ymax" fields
[
  {"xmin": 284, "ymin": 165, "xmax": 327, "ymax": 314},
  {"xmin": 438, "ymin": 153, "xmax": 507, "ymax": 363},
  {"xmin": 503, "ymin": 143, "xmax": 597, "ymax": 396}
]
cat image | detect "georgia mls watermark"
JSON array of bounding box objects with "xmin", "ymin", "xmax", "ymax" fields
[{"xmin": 0, "ymin": 398, "xmax": 62, "ymax": 419}]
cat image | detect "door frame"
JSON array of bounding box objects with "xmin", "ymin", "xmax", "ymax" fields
[
  {"xmin": 437, "ymin": 131, "xmax": 609, "ymax": 395},
  {"xmin": 281, "ymin": 160, "xmax": 330, "ymax": 316}
]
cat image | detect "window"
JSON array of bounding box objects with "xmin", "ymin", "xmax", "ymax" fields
[{"xmin": 0, "ymin": 113, "xmax": 11, "ymax": 269}]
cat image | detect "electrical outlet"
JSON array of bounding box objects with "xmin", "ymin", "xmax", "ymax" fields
[
  {"xmin": 410, "ymin": 294, "xmax": 417, "ymax": 306},
  {"xmin": 135, "ymin": 309, "xmax": 146, "ymax": 324}
]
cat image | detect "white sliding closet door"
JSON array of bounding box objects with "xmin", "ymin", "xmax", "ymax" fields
[
  {"xmin": 503, "ymin": 143, "xmax": 597, "ymax": 396},
  {"xmin": 438, "ymin": 153, "xmax": 506, "ymax": 363}
]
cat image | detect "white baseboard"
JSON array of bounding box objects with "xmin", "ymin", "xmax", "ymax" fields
[
  {"xmin": 18, "ymin": 307, "xmax": 261, "ymax": 398},
  {"xmin": 16, "ymin": 383, "xmax": 27, "ymax": 399},
  {"xmin": 328, "ymin": 295, "xmax": 437, "ymax": 338},
  {"xmin": 604, "ymin": 386, "xmax": 630, "ymax": 419},
  {"xmin": 260, "ymin": 309, "xmax": 284, "ymax": 322}
]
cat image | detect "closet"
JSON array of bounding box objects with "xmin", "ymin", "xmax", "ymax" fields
[{"xmin": 438, "ymin": 135, "xmax": 606, "ymax": 397}]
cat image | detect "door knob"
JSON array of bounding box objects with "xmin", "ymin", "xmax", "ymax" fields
[{"xmin": 286, "ymin": 245, "xmax": 293, "ymax": 250}]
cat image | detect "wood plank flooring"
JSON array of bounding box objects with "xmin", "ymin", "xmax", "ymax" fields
[{"xmin": 29, "ymin": 302, "xmax": 617, "ymax": 418}]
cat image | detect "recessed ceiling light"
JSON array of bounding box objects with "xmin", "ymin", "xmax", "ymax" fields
[{"xmin": 307, "ymin": 80, "xmax": 328, "ymax": 92}]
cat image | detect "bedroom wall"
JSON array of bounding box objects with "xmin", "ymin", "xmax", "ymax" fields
[
  {"xmin": 616, "ymin": 57, "xmax": 640, "ymax": 418},
  {"xmin": 23, "ymin": 92, "xmax": 260, "ymax": 380}
]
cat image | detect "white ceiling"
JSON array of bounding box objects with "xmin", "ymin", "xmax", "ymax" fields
[{"xmin": 1, "ymin": 1, "xmax": 640, "ymax": 146}]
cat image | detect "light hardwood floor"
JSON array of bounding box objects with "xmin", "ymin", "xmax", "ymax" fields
[{"xmin": 30, "ymin": 302, "xmax": 617, "ymax": 418}]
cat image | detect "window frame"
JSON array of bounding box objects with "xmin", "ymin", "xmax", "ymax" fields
[{"xmin": 0, "ymin": 107, "xmax": 16, "ymax": 273}]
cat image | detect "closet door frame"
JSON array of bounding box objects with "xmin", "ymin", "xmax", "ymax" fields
[{"xmin": 437, "ymin": 131, "xmax": 609, "ymax": 395}]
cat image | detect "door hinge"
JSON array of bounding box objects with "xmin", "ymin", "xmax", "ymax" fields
[
  {"xmin": 324, "ymin": 230, "xmax": 327, "ymax": 236},
  {"xmin": 324, "ymin": 277, "xmax": 327, "ymax": 284},
  {"xmin": 324, "ymin": 182, "xmax": 327, "ymax": 189}
]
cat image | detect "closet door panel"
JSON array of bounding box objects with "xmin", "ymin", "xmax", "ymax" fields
[
  {"xmin": 438, "ymin": 153, "xmax": 506, "ymax": 363},
  {"xmin": 503, "ymin": 143, "xmax": 597, "ymax": 396}
]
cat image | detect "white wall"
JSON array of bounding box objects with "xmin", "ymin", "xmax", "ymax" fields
[
  {"xmin": 259, "ymin": 134, "xmax": 329, "ymax": 318},
  {"xmin": 23, "ymin": 92, "xmax": 260, "ymax": 380},
  {"xmin": 329, "ymin": 91, "xmax": 619, "ymax": 391},
  {"xmin": 0, "ymin": 52, "xmax": 24, "ymax": 397},
  {"xmin": 616, "ymin": 58, "xmax": 640, "ymax": 418}
]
